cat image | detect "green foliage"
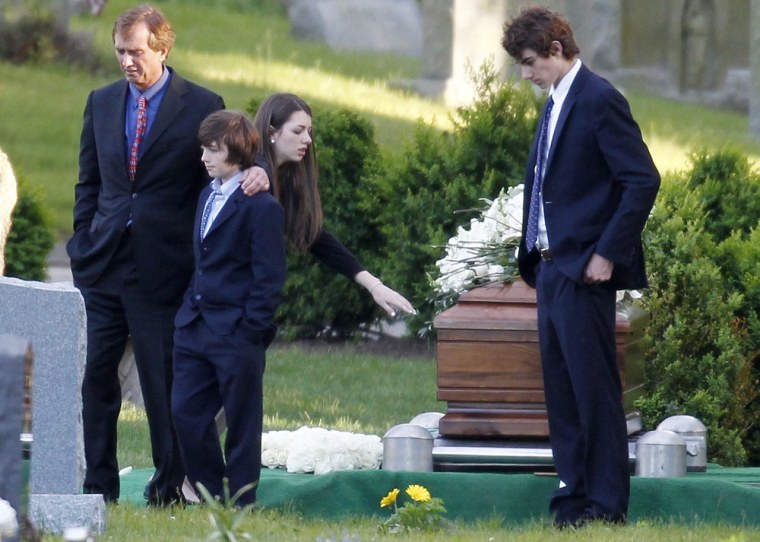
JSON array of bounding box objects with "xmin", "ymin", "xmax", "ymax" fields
[
  {"xmin": 380, "ymin": 486, "xmax": 448, "ymax": 535},
  {"xmin": 197, "ymin": 479, "xmax": 257, "ymax": 541},
  {"xmin": 366, "ymin": 62, "xmax": 541, "ymax": 333},
  {"xmin": 4, "ymin": 177, "xmax": 54, "ymax": 281},
  {"xmin": 635, "ymin": 150, "xmax": 760, "ymax": 465},
  {"xmin": 0, "ymin": 3, "xmax": 104, "ymax": 72},
  {"xmin": 685, "ymin": 149, "xmax": 760, "ymax": 240},
  {"xmin": 246, "ymin": 98, "xmax": 383, "ymax": 339}
]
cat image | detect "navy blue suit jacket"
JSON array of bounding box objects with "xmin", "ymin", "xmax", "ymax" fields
[
  {"xmin": 67, "ymin": 68, "xmax": 224, "ymax": 304},
  {"xmin": 174, "ymin": 186, "xmax": 286, "ymax": 341},
  {"xmin": 517, "ymin": 64, "xmax": 660, "ymax": 290}
]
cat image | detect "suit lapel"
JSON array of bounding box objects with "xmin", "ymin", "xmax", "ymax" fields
[
  {"xmin": 544, "ymin": 64, "xmax": 589, "ymax": 175},
  {"xmin": 103, "ymin": 82, "xmax": 130, "ymax": 175},
  {"xmin": 203, "ymin": 185, "xmax": 243, "ymax": 240},
  {"xmin": 141, "ymin": 68, "xmax": 187, "ymax": 157},
  {"xmin": 194, "ymin": 186, "xmax": 210, "ymax": 256}
]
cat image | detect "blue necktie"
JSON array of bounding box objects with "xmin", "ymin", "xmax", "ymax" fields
[
  {"xmin": 525, "ymin": 96, "xmax": 554, "ymax": 251},
  {"xmin": 200, "ymin": 189, "xmax": 221, "ymax": 239}
]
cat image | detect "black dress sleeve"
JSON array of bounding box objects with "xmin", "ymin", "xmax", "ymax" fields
[{"xmin": 308, "ymin": 229, "xmax": 365, "ymax": 279}]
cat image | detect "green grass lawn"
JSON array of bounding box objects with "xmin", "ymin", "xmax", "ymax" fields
[{"xmin": 106, "ymin": 343, "xmax": 760, "ymax": 542}]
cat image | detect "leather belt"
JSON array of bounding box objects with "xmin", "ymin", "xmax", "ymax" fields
[{"xmin": 540, "ymin": 248, "xmax": 552, "ymax": 261}]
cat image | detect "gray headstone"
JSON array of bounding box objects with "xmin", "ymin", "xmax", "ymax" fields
[
  {"xmin": 751, "ymin": 0, "xmax": 760, "ymax": 136},
  {"xmin": 289, "ymin": 0, "xmax": 422, "ymax": 57},
  {"xmin": 28, "ymin": 495, "xmax": 105, "ymax": 536},
  {"xmin": 0, "ymin": 335, "xmax": 30, "ymax": 542},
  {"xmin": 421, "ymin": 0, "xmax": 453, "ymax": 80},
  {"xmin": 0, "ymin": 278, "xmax": 86, "ymax": 494},
  {"xmin": 0, "ymin": 279, "xmax": 104, "ymax": 535}
]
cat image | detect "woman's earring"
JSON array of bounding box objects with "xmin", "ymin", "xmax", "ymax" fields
[{"xmin": 270, "ymin": 138, "xmax": 275, "ymax": 144}]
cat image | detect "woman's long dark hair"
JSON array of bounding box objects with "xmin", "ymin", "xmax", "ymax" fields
[{"xmin": 254, "ymin": 93, "xmax": 322, "ymax": 251}]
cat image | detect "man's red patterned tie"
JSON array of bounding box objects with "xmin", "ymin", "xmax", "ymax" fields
[{"xmin": 128, "ymin": 96, "xmax": 147, "ymax": 182}]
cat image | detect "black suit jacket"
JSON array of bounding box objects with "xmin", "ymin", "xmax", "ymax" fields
[
  {"xmin": 517, "ymin": 64, "xmax": 660, "ymax": 290},
  {"xmin": 174, "ymin": 188, "xmax": 286, "ymax": 340},
  {"xmin": 67, "ymin": 68, "xmax": 225, "ymax": 304}
]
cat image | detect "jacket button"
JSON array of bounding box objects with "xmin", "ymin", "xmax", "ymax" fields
[
  {"xmin": 132, "ymin": 193, "xmax": 138, "ymax": 199},
  {"xmin": 194, "ymin": 294, "xmax": 202, "ymax": 301}
]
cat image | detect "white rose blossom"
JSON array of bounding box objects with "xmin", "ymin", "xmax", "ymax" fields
[
  {"xmin": 430, "ymin": 184, "xmax": 640, "ymax": 318},
  {"xmin": 0, "ymin": 499, "xmax": 18, "ymax": 539},
  {"xmin": 262, "ymin": 426, "xmax": 383, "ymax": 474},
  {"xmin": 431, "ymin": 185, "xmax": 524, "ymax": 311}
]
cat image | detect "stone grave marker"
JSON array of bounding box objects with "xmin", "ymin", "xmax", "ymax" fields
[{"xmin": 0, "ymin": 277, "xmax": 105, "ymax": 535}]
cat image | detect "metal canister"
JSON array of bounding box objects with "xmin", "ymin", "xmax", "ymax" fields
[
  {"xmin": 657, "ymin": 415, "xmax": 707, "ymax": 472},
  {"xmin": 635, "ymin": 430, "xmax": 687, "ymax": 478},
  {"xmin": 382, "ymin": 424, "xmax": 433, "ymax": 472}
]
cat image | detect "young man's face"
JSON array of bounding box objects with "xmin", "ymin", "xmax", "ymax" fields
[
  {"xmin": 114, "ymin": 22, "xmax": 168, "ymax": 91},
  {"xmin": 518, "ymin": 47, "xmax": 566, "ymax": 90},
  {"xmin": 201, "ymin": 142, "xmax": 239, "ymax": 181},
  {"xmin": 271, "ymin": 110, "xmax": 312, "ymax": 167}
]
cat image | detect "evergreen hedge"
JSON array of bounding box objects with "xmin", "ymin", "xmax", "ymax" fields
[
  {"xmin": 4, "ymin": 177, "xmax": 55, "ymax": 281},
  {"xmin": 636, "ymin": 149, "xmax": 760, "ymax": 465}
]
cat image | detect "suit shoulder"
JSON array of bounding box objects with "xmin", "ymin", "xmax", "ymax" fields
[
  {"xmin": 245, "ymin": 191, "xmax": 282, "ymax": 211},
  {"xmin": 170, "ymin": 69, "xmax": 223, "ymax": 102},
  {"xmin": 90, "ymin": 79, "xmax": 126, "ymax": 100}
]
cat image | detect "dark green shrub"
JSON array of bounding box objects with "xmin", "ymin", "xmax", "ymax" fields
[
  {"xmin": 365, "ymin": 62, "xmax": 541, "ymax": 333},
  {"xmin": 5, "ymin": 178, "xmax": 55, "ymax": 281},
  {"xmin": 247, "ymin": 98, "xmax": 383, "ymax": 339},
  {"xmin": 0, "ymin": 6, "xmax": 104, "ymax": 72},
  {"xmin": 635, "ymin": 150, "xmax": 760, "ymax": 465},
  {"xmin": 685, "ymin": 149, "xmax": 760, "ymax": 241}
]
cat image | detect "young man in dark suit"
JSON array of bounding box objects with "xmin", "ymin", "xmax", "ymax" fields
[
  {"xmin": 171, "ymin": 110, "xmax": 285, "ymax": 507},
  {"xmin": 502, "ymin": 6, "xmax": 660, "ymax": 528},
  {"xmin": 67, "ymin": 4, "xmax": 265, "ymax": 506}
]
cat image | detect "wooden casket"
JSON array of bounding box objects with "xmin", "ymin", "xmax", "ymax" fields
[{"xmin": 433, "ymin": 281, "xmax": 640, "ymax": 439}]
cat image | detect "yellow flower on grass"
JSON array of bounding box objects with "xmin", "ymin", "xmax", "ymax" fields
[
  {"xmin": 405, "ymin": 484, "xmax": 431, "ymax": 503},
  {"xmin": 380, "ymin": 488, "xmax": 399, "ymax": 508}
]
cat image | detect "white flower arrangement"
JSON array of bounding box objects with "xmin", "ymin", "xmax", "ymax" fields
[
  {"xmin": 429, "ymin": 183, "xmax": 639, "ymax": 313},
  {"xmin": 261, "ymin": 426, "xmax": 383, "ymax": 475},
  {"xmin": 0, "ymin": 498, "xmax": 18, "ymax": 541},
  {"xmin": 430, "ymin": 184, "xmax": 524, "ymax": 313}
]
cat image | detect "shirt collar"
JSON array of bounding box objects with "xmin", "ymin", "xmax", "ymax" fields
[
  {"xmin": 211, "ymin": 172, "xmax": 242, "ymax": 197},
  {"xmin": 549, "ymin": 58, "xmax": 582, "ymax": 107},
  {"xmin": 129, "ymin": 66, "xmax": 170, "ymax": 104}
]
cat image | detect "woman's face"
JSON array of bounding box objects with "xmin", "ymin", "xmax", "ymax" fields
[{"xmin": 271, "ymin": 110, "xmax": 312, "ymax": 166}]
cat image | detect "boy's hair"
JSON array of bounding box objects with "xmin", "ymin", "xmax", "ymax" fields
[
  {"xmin": 502, "ymin": 6, "xmax": 580, "ymax": 61},
  {"xmin": 198, "ymin": 110, "xmax": 259, "ymax": 170}
]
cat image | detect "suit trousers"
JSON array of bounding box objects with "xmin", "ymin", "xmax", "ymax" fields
[
  {"xmin": 172, "ymin": 317, "xmax": 266, "ymax": 506},
  {"xmin": 78, "ymin": 231, "xmax": 184, "ymax": 503},
  {"xmin": 535, "ymin": 259, "xmax": 630, "ymax": 524}
]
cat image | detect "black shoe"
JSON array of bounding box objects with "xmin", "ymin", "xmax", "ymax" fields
[{"xmin": 145, "ymin": 488, "xmax": 187, "ymax": 508}]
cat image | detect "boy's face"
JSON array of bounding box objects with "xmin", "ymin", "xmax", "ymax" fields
[
  {"xmin": 201, "ymin": 141, "xmax": 239, "ymax": 181},
  {"xmin": 518, "ymin": 45, "xmax": 567, "ymax": 90}
]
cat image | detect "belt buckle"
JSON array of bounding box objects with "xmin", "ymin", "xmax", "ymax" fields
[{"xmin": 540, "ymin": 248, "xmax": 552, "ymax": 261}]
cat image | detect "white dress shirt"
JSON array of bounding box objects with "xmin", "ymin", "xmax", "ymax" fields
[{"xmin": 537, "ymin": 58, "xmax": 583, "ymax": 250}]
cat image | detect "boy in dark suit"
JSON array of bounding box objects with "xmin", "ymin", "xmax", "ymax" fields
[
  {"xmin": 171, "ymin": 110, "xmax": 286, "ymax": 506},
  {"xmin": 502, "ymin": 6, "xmax": 660, "ymax": 528}
]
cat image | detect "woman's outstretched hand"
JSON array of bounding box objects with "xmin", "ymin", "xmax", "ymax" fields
[
  {"xmin": 355, "ymin": 271, "xmax": 416, "ymax": 317},
  {"xmin": 369, "ymin": 282, "xmax": 417, "ymax": 317}
]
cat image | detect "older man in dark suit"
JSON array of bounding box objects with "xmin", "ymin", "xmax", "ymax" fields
[
  {"xmin": 67, "ymin": 4, "xmax": 227, "ymax": 505},
  {"xmin": 502, "ymin": 7, "xmax": 660, "ymax": 528}
]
